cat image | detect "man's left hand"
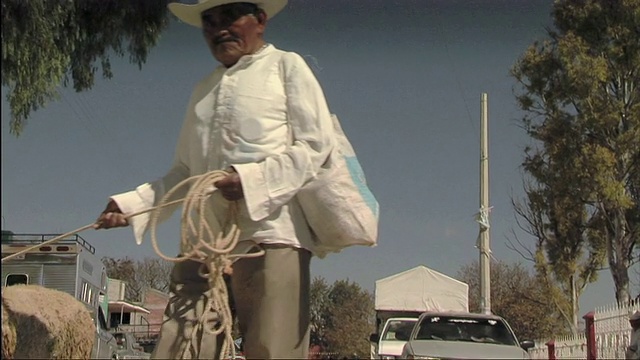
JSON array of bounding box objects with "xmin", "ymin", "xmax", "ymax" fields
[{"xmin": 214, "ymin": 169, "xmax": 244, "ymax": 201}]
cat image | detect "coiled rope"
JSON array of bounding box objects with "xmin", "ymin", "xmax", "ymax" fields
[{"xmin": 1, "ymin": 169, "xmax": 261, "ymax": 359}]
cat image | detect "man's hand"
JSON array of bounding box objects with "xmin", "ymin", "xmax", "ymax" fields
[
  {"xmin": 94, "ymin": 200, "xmax": 129, "ymax": 229},
  {"xmin": 214, "ymin": 169, "xmax": 244, "ymax": 201}
]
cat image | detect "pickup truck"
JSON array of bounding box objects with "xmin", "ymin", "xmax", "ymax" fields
[{"xmin": 111, "ymin": 331, "xmax": 151, "ymax": 360}]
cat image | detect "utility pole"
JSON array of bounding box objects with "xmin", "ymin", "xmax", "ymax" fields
[{"xmin": 479, "ymin": 93, "xmax": 492, "ymax": 315}]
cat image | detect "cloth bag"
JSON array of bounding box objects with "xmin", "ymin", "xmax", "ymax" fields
[{"xmin": 297, "ymin": 114, "xmax": 379, "ymax": 257}]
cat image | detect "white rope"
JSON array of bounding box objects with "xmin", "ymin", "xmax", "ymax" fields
[
  {"xmin": 148, "ymin": 170, "xmax": 263, "ymax": 359},
  {"xmin": 1, "ymin": 169, "xmax": 262, "ymax": 359}
]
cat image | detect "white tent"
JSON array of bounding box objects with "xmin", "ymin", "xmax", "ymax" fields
[{"xmin": 375, "ymin": 265, "xmax": 469, "ymax": 312}]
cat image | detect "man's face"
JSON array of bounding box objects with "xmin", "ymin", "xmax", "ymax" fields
[{"xmin": 201, "ymin": 3, "xmax": 266, "ymax": 67}]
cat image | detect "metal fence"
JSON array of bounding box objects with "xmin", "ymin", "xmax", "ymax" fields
[
  {"xmin": 594, "ymin": 300, "xmax": 639, "ymax": 359},
  {"xmin": 529, "ymin": 341, "xmax": 551, "ymax": 359},
  {"xmin": 555, "ymin": 334, "xmax": 588, "ymax": 359},
  {"xmin": 529, "ymin": 334, "xmax": 587, "ymax": 359},
  {"xmin": 529, "ymin": 299, "xmax": 639, "ymax": 359}
]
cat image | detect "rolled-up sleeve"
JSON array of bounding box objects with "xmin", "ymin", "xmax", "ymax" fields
[
  {"xmin": 111, "ymin": 162, "xmax": 190, "ymax": 245},
  {"xmin": 234, "ymin": 53, "xmax": 334, "ymax": 221}
]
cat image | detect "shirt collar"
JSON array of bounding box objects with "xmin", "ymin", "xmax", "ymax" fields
[
  {"xmin": 214, "ymin": 44, "xmax": 275, "ymax": 73},
  {"xmin": 234, "ymin": 44, "xmax": 274, "ymax": 67},
  {"xmin": 241, "ymin": 43, "xmax": 274, "ymax": 62}
]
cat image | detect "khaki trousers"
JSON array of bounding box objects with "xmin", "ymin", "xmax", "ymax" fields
[
  {"xmin": 232, "ymin": 244, "xmax": 311, "ymax": 359},
  {"xmin": 151, "ymin": 245, "xmax": 311, "ymax": 360},
  {"xmin": 151, "ymin": 260, "xmax": 224, "ymax": 360}
]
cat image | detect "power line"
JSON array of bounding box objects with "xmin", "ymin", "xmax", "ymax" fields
[{"xmin": 432, "ymin": 4, "xmax": 477, "ymax": 135}]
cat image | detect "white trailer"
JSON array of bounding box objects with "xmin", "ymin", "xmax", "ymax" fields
[
  {"xmin": 370, "ymin": 265, "xmax": 469, "ymax": 359},
  {"xmin": 1, "ymin": 231, "xmax": 119, "ymax": 359}
]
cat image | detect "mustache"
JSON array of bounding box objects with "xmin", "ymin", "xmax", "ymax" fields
[{"xmin": 213, "ymin": 35, "xmax": 240, "ymax": 45}]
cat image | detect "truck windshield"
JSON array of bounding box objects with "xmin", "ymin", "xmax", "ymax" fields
[
  {"xmin": 382, "ymin": 320, "xmax": 416, "ymax": 341},
  {"xmin": 415, "ymin": 316, "xmax": 517, "ymax": 346},
  {"xmin": 114, "ymin": 333, "xmax": 127, "ymax": 350}
]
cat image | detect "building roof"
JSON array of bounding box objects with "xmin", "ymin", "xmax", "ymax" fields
[
  {"xmin": 108, "ymin": 300, "xmax": 150, "ymax": 314},
  {"xmin": 143, "ymin": 287, "xmax": 170, "ymax": 301}
]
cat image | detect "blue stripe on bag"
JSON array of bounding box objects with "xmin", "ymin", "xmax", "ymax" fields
[{"xmin": 344, "ymin": 156, "xmax": 380, "ymax": 217}]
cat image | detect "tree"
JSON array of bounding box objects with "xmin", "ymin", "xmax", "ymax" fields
[
  {"xmin": 511, "ymin": 0, "xmax": 640, "ymax": 323},
  {"xmin": 102, "ymin": 256, "xmax": 172, "ymax": 301},
  {"xmin": 510, "ymin": 180, "xmax": 601, "ymax": 333},
  {"xmin": 323, "ymin": 280, "xmax": 375, "ymax": 358},
  {"xmin": 457, "ymin": 260, "xmax": 568, "ymax": 340},
  {"xmin": 309, "ymin": 278, "xmax": 376, "ymax": 357},
  {"xmin": 1, "ymin": 0, "xmax": 170, "ymax": 135},
  {"xmin": 310, "ymin": 277, "xmax": 332, "ymax": 349},
  {"xmin": 102, "ymin": 256, "xmax": 138, "ymax": 300}
]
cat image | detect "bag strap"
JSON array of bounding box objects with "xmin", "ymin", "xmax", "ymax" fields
[
  {"xmin": 278, "ymin": 53, "xmax": 342, "ymax": 152},
  {"xmin": 278, "ymin": 53, "xmax": 295, "ymax": 147}
]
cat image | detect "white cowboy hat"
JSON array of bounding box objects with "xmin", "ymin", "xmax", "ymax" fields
[{"xmin": 168, "ymin": 0, "xmax": 288, "ymax": 28}]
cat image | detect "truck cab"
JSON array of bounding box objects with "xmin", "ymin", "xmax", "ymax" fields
[
  {"xmin": 370, "ymin": 317, "xmax": 418, "ymax": 359},
  {"xmin": 371, "ymin": 266, "xmax": 470, "ymax": 359},
  {"xmin": 111, "ymin": 331, "xmax": 151, "ymax": 359}
]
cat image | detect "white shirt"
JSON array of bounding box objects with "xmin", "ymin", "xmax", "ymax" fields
[{"xmin": 111, "ymin": 44, "xmax": 334, "ymax": 253}]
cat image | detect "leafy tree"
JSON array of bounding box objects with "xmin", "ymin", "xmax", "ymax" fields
[
  {"xmin": 102, "ymin": 256, "xmax": 172, "ymax": 301},
  {"xmin": 102, "ymin": 256, "xmax": 138, "ymax": 300},
  {"xmin": 457, "ymin": 260, "xmax": 568, "ymax": 340},
  {"xmin": 323, "ymin": 280, "xmax": 375, "ymax": 358},
  {"xmin": 510, "ymin": 0, "xmax": 640, "ymax": 329},
  {"xmin": 310, "ymin": 277, "xmax": 332, "ymax": 348},
  {"xmin": 1, "ymin": 0, "xmax": 170, "ymax": 135},
  {"xmin": 510, "ymin": 181, "xmax": 600, "ymax": 333}
]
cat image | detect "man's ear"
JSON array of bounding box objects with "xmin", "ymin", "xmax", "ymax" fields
[{"xmin": 256, "ymin": 10, "xmax": 267, "ymax": 25}]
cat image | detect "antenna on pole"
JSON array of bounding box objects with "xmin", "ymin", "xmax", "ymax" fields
[{"xmin": 479, "ymin": 93, "xmax": 492, "ymax": 315}]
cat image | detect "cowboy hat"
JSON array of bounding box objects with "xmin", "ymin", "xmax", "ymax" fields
[{"xmin": 168, "ymin": 0, "xmax": 288, "ymax": 28}]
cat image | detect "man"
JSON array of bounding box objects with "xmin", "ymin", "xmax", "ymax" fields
[
  {"xmin": 627, "ymin": 311, "xmax": 640, "ymax": 360},
  {"xmin": 95, "ymin": 0, "xmax": 335, "ymax": 358}
]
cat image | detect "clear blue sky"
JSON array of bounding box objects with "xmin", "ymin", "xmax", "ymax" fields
[{"xmin": 1, "ymin": 0, "xmax": 623, "ymax": 316}]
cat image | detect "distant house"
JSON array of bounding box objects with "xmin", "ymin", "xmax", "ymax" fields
[
  {"xmin": 108, "ymin": 300, "xmax": 150, "ymax": 329},
  {"xmin": 106, "ymin": 278, "xmax": 150, "ymax": 331},
  {"xmin": 141, "ymin": 287, "xmax": 170, "ymax": 336}
]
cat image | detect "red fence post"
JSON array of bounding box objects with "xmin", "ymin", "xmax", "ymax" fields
[
  {"xmin": 584, "ymin": 311, "xmax": 597, "ymax": 360},
  {"xmin": 546, "ymin": 339, "xmax": 556, "ymax": 360}
]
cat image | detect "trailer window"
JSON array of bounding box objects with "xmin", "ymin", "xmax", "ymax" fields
[{"xmin": 5, "ymin": 274, "xmax": 29, "ymax": 286}]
